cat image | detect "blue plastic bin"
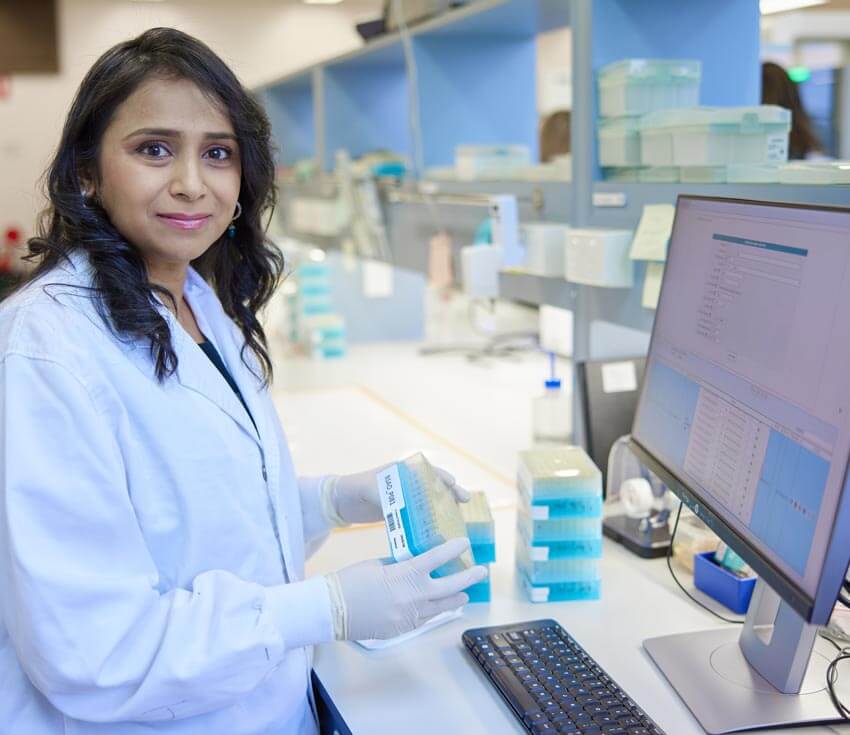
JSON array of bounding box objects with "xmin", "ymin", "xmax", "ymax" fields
[{"xmin": 693, "ymin": 551, "xmax": 756, "ymax": 614}]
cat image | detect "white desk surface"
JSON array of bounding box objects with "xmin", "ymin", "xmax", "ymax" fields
[
  {"xmin": 274, "ymin": 343, "xmax": 850, "ymax": 735},
  {"xmin": 306, "ymin": 511, "xmax": 850, "ymax": 735}
]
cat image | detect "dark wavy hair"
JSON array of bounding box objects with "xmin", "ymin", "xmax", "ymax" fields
[
  {"xmin": 762, "ymin": 61, "xmax": 822, "ymax": 160},
  {"xmin": 25, "ymin": 27, "xmax": 282, "ymax": 383}
]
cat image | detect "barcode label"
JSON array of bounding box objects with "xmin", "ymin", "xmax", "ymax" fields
[{"xmin": 377, "ymin": 464, "xmax": 412, "ymax": 561}]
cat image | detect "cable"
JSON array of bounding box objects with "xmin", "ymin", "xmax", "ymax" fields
[
  {"xmin": 839, "ymin": 580, "xmax": 850, "ymax": 609},
  {"xmin": 666, "ymin": 501, "xmax": 745, "ymax": 625},
  {"xmin": 826, "ymin": 646, "xmax": 850, "ymax": 721}
]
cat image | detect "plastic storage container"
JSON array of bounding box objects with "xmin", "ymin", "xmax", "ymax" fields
[
  {"xmin": 518, "ymin": 446, "xmax": 603, "ymax": 502},
  {"xmin": 517, "ymin": 513, "xmax": 603, "ymax": 558},
  {"xmin": 727, "ymin": 163, "xmax": 780, "ymax": 183},
  {"xmin": 598, "ymin": 117, "xmax": 642, "ymax": 166},
  {"xmin": 693, "ymin": 551, "xmax": 756, "ymax": 614},
  {"xmin": 638, "ymin": 167, "xmax": 679, "ymax": 183},
  {"xmin": 461, "ymin": 491, "xmax": 495, "ymax": 544},
  {"xmin": 377, "ymin": 453, "xmax": 474, "ymax": 577},
  {"xmin": 598, "ymin": 59, "xmax": 701, "ymax": 118},
  {"xmin": 640, "ymin": 112, "xmax": 675, "ymax": 166},
  {"xmin": 779, "ymin": 160, "xmax": 850, "ymax": 184},
  {"xmin": 642, "ymin": 106, "xmax": 791, "ymax": 166},
  {"xmin": 603, "ymin": 167, "xmax": 642, "ymax": 182},
  {"xmin": 455, "ymin": 144, "xmax": 531, "ymax": 181},
  {"xmin": 518, "ymin": 481, "xmax": 603, "ymax": 519},
  {"xmin": 565, "ymin": 229, "xmax": 634, "ymax": 288},
  {"xmin": 521, "ymin": 222, "xmax": 570, "ymax": 277},
  {"xmin": 680, "ymin": 166, "xmax": 727, "ymax": 183},
  {"xmin": 517, "ymin": 542, "xmax": 601, "ymax": 585}
]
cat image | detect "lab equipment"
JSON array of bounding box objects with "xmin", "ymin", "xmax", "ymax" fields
[
  {"xmin": 637, "ymin": 166, "xmax": 679, "ymax": 183},
  {"xmin": 518, "ymin": 446, "xmax": 603, "ymax": 503},
  {"xmin": 598, "ymin": 58, "xmax": 701, "ymax": 118},
  {"xmin": 489, "ymin": 194, "xmax": 523, "ymax": 267},
  {"xmin": 377, "ymin": 453, "xmax": 474, "ymax": 577},
  {"xmin": 679, "ymin": 165, "xmax": 727, "ymax": 183},
  {"xmin": 597, "ymin": 116, "xmax": 642, "ymax": 167},
  {"xmin": 640, "ymin": 106, "xmax": 791, "ymax": 167},
  {"xmin": 517, "ymin": 512, "xmax": 602, "ymax": 558},
  {"xmin": 521, "ymin": 222, "xmax": 570, "ymax": 277},
  {"xmin": 531, "ymin": 353, "xmax": 572, "ymax": 445},
  {"xmin": 455, "ymin": 144, "xmax": 531, "ymax": 181},
  {"xmin": 516, "ymin": 542, "xmax": 600, "ymax": 587},
  {"xmin": 565, "ymin": 229, "xmax": 633, "ymax": 288},
  {"xmin": 575, "ymin": 357, "xmax": 646, "ymax": 488},
  {"xmin": 462, "ymin": 490, "xmax": 495, "ymax": 601},
  {"xmin": 460, "ymin": 244, "xmax": 503, "ymax": 299},
  {"xmin": 778, "ymin": 159, "xmax": 850, "ymax": 184},
  {"xmin": 516, "ymin": 447, "xmax": 603, "ymax": 603},
  {"xmin": 727, "ymin": 163, "xmax": 780, "ymax": 183},
  {"xmin": 632, "ymin": 195, "xmax": 850, "ymax": 732},
  {"xmin": 463, "ymin": 620, "xmax": 668, "ymax": 734},
  {"xmin": 602, "ymin": 435, "xmax": 672, "ymax": 559},
  {"xmin": 693, "ymin": 552, "xmax": 757, "ymax": 615}
]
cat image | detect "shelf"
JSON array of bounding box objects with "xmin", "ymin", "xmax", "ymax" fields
[
  {"xmin": 588, "ymin": 182, "xmax": 850, "ymax": 230},
  {"xmin": 498, "ymin": 270, "xmax": 655, "ymax": 337}
]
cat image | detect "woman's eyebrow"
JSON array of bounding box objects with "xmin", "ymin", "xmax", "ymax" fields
[{"xmin": 122, "ymin": 127, "xmax": 238, "ymax": 142}]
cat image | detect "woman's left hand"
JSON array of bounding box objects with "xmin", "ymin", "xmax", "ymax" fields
[{"xmin": 322, "ymin": 463, "xmax": 471, "ymax": 526}]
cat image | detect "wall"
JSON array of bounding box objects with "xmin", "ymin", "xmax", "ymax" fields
[{"xmin": 0, "ymin": 0, "xmax": 381, "ymax": 242}]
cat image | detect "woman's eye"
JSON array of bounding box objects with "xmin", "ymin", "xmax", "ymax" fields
[
  {"xmin": 205, "ymin": 146, "xmax": 233, "ymax": 161},
  {"xmin": 138, "ymin": 142, "xmax": 170, "ymax": 158}
]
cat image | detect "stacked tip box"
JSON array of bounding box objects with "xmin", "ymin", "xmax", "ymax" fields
[
  {"xmin": 461, "ymin": 491, "xmax": 495, "ymax": 603},
  {"xmin": 516, "ymin": 447, "xmax": 603, "ymax": 602}
]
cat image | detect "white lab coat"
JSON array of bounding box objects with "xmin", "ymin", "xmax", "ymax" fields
[{"xmin": 0, "ymin": 250, "xmax": 335, "ymax": 734}]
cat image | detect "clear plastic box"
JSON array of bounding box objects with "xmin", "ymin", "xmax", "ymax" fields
[
  {"xmin": 518, "ymin": 446, "xmax": 603, "ymax": 501},
  {"xmin": 598, "ymin": 59, "xmax": 701, "ymax": 118},
  {"xmin": 461, "ymin": 490, "xmax": 495, "ymax": 545},
  {"xmin": 779, "ymin": 160, "xmax": 850, "ymax": 185},
  {"xmin": 638, "ymin": 166, "xmax": 679, "ymax": 183},
  {"xmin": 603, "ymin": 167, "xmax": 642, "ymax": 182},
  {"xmin": 378, "ymin": 453, "xmax": 474, "ymax": 577},
  {"xmin": 727, "ymin": 163, "xmax": 780, "ymax": 183},
  {"xmin": 598, "ymin": 117, "xmax": 642, "ymax": 167},
  {"xmin": 518, "ymin": 480, "xmax": 603, "ymax": 519},
  {"xmin": 565, "ymin": 229, "xmax": 634, "ymax": 288},
  {"xmin": 640, "ymin": 113, "xmax": 675, "ymax": 166},
  {"xmin": 455, "ymin": 144, "xmax": 531, "ymax": 181},
  {"xmin": 517, "ymin": 542, "xmax": 601, "ymax": 585},
  {"xmin": 680, "ymin": 166, "xmax": 727, "ymax": 183},
  {"xmin": 517, "ymin": 549, "xmax": 601, "ymax": 602},
  {"xmin": 641, "ymin": 106, "xmax": 791, "ymax": 166},
  {"xmin": 517, "ymin": 510, "xmax": 603, "ymax": 555}
]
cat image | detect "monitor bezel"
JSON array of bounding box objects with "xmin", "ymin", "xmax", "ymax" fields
[{"xmin": 631, "ymin": 194, "xmax": 850, "ymax": 626}]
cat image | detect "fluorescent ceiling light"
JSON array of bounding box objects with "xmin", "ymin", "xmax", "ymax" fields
[
  {"xmin": 760, "ymin": 0, "xmax": 827, "ymax": 14},
  {"xmin": 302, "ymin": 0, "xmax": 344, "ymax": 4}
]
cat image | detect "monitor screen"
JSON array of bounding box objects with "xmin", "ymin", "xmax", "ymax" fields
[{"xmin": 633, "ymin": 196, "xmax": 850, "ymax": 617}]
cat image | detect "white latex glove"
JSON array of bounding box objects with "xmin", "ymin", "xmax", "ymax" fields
[
  {"xmin": 324, "ymin": 537, "xmax": 487, "ymax": 641},
  {"xmin": 321, "ymin": 464, "xmax": 471, "ymax": 526}
]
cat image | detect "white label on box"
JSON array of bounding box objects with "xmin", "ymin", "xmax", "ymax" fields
[
  {"xmin": 532, "ymin": 546, "xmax": 550, "ymax": 562},
  {"xmin": 601, "ymin": 360, "xmax": 638, "ymax": 393},
  {"xmin": 531, "ymin": 587, "xmax": 550, "ymax": 603},
  {"xmin": 377, "ymin": 464, "xmax": 412, "ymax": 561},
  {"xmin": 539, "ymin": 305, "xmax": 574, "ymax": 356},
  {"xmin": 362, "ymin": 260, "xmax": 394, "ymax": 298},
  {"xmin": 766, "ymin": 134, "xmax": 788, "ymax": 162},
  {"xmin": 531, "ymin": 505, "xmax": 550, "ymax": 520},
  {"xmin": 592, "ymin": 191, "xmax": 627, "ymax": 208}
]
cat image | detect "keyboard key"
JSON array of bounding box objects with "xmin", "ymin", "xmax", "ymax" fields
[{"xmin": 532, "ymin": 723, "xmax": 556, "ymax": 734}]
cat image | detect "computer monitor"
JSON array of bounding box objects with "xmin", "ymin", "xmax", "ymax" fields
[{"xmin": 630, "ymin": 195, "xmax": 850, "ymax": 734}]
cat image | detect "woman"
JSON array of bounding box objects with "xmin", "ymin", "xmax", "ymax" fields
[
  {"xmin": 0, "ymin": 28, "xmax": 485, "ymax": 734},
  {"xmin": 761, "ymin": 61, "xmax": 823, "ymax": 160}
]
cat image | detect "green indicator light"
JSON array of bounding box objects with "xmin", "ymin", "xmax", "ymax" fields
[{"xmin": 788, "ymin": 66, "xmax": 811, "ymax": 83}]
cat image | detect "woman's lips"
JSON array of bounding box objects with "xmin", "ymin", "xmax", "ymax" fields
[{"xmin": 157, "ymin": 214, "xmax": 212, "ymax": 230}]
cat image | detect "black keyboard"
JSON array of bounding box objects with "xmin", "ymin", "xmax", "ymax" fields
[{"xmin": 463, "ymin": 619, "xmax": 666, "ymax": 735}]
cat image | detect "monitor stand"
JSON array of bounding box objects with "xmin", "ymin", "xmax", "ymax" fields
[{"xmin": 643, "ymin": 579, "xmax": 847, "ymax": 734}]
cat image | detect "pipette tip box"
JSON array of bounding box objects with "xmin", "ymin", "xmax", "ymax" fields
[{"xmin": 378, "ymin": 453, "xmax": 473, "ymax": 578}]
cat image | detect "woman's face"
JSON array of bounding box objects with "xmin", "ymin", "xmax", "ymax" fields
[{"xmin": 94, "ymin": 76, "xmax": 242, "ymax": 273}]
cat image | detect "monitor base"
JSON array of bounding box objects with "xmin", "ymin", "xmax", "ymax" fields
[{"xmin": 644, "ymin": 627, "xmax": 846, "ymax": 734}]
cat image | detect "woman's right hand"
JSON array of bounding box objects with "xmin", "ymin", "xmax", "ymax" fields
[{"xmin": 324, "ymin": 538, "xmax": 487, "ymax": 641}]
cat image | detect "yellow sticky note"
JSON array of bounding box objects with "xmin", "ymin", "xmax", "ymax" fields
[
  {"xmin": 630, "ymin": 204, "xmax": 675, "ymax": 261},
  {"xmin": 642, "ymin": 262, "xmax": 664, "ymax": 310}
]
